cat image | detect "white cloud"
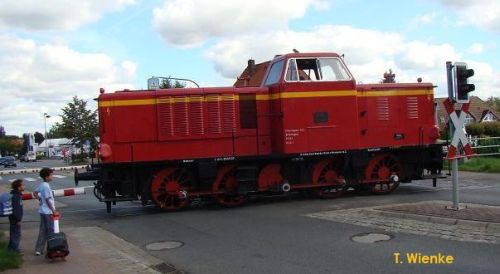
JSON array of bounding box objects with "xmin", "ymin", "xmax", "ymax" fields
[
  {"xmin": 152, "ymin": 0, "xmax": 500, "ymax": 99},
  {"xmin": 152, "ymin": 0, "xmax": 328, "ymax": 47},
  {"xmin": 0, "ymin": 33, "xmax": 136, "ymax": 136},
  {"xmin": 396, "ymin": 41, "xmax": 460, "ymax": 70},
  {"xmin": 150, "ymin": 0, "xmax": 499, "ymax": 100},
  {"xmin": 435, "ymin": 0, "xmax": 500, "ymax": 32},
  {"xmin": 206, "ymin": 26, "xmax": 453, "ymax": 82},
  {"xmin": 464, "ymin": 61, "xmax": 500, "ymax": 100},
  {"xmin": 468, "ymin": 43, "xmax": 484, "ymax": 54},
  {"xmin": 0, "ymin": 0, "xmax": 135, "ymax": 31},
  {"xmin": 206, "ymin": 25, "xmax": 499, "ymax": 100},
  {"xmin": 412, "ymin": 13, "xmax": 436, "ymax": 25}
]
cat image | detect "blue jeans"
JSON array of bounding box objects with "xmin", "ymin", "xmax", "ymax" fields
[
  {"xmin": 35, "ymin": 214, "xmax": 54, "ymax": 253},
  {"xmin": 8, "ymin": 219, "xmax": 21, "ymax": 252}
]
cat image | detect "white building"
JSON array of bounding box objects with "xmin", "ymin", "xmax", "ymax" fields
[{"xmin": 38, "ymin": 138, "xmax": 73, "ymax": 158}]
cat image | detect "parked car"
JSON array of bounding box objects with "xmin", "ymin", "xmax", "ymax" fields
[
  {"xmin": 50, "ymin": 153, "xmax": 64, "ymax": 160},
  {"xmin": 0, "ymin": 156, "xmax": 17, "ymax": 168},
  {"xmin": 20, "ymin": 152, "xmax": 36, "ymax": 162}
]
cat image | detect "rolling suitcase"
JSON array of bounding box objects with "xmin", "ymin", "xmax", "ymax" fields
[{"xmin": 46, "ymin": 214, "xmax": 70, "ymax": 260}]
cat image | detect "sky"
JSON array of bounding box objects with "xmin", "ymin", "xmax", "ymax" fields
[{"xmin": 0, "ymin": 0, "xmax": 499, "ymax": 136}]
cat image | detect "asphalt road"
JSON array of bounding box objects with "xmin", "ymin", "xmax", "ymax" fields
[
  {"xmin": 1, "ymin": 166, "xmax": 499, "ymax": 274},
  {"xmin": 0, "ymin": 159, "xmax": 74, "ymax": 170}
]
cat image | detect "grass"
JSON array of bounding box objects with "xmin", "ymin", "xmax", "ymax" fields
[
  {"xmin": 0, "ymin": 231, "xmax": 23, "ymax": 271},
  {"xmin": 443, "ymin": 157, "xmax": 500, "ymax": 173},
  {"xmin": 459, "ymin": 157, "xmax": 500, "ymax": 173}
]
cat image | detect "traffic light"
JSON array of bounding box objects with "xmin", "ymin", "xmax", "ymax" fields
[{"xmin": 454, "ymin": 62, "xmax": 475, "ymax": 103}]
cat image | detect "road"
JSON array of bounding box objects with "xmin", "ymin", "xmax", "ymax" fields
[
  {"xmin": 0, "ymin": 159, "xmax": 75, "ymax": 170},
  {"xmin": 1, "ymin": 162, "xmax": 499, "ymax": 274}
]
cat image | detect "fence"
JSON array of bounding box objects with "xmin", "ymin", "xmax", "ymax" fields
[{"xmin": 468, "ymin": 136, "xmax": 500, "ymax": 157}]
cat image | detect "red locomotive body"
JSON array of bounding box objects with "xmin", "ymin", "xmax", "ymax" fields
[{"xmin": 77, "ymin": 52, "xmax": 443, "ymax": 212}]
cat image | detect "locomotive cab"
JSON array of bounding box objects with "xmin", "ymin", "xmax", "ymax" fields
[{"xmin": 263, "ymin": 53, "xmax": 359, "ymax": 154}]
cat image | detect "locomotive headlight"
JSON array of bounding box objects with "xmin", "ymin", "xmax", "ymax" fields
[{"xmin": 99, "ymin": 143, "xmax": 112, "ymax": 159}]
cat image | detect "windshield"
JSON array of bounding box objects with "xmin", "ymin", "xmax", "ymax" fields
[
  {"xmin": 264, "ymin": 60, "xmax": 285, "ymax": 86},
  {"xmin": 285, "ymin": 57, "xmax": 352, "ymax": 82}
]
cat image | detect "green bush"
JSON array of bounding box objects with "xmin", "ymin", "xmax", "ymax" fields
[
  {"xmin": 0, "ymin": 232, "xmax": 23, "ymax": 271},
  {"xmin": 466, "ymin": 122, "xmax": 485, "ymax": 136},
  {"xmin": 440, "ymin": 127, "xmax": 449, "ymax": 140},
  {"xmin": 483, "ymin": 122, "xmax": 500, "ymax": 137},
  {"xmin": 71, "ymin": 153, "xmax": 88, "ymax": 163}
]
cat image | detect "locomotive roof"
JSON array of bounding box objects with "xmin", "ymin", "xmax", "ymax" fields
[
  {"xmin": 234, "ymin": 52, "xmax": 342, "ymax": 88},
  {"xmin": 273, "ymin": 52, "xmax": 341, "ymax": 61}
]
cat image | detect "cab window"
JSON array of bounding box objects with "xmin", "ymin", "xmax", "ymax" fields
[
  {"xmin": 285, "ymin": 57, "xmax": 351, "ymax": 82},
  {"xmin": 264, "ymin": 60, "xmax": 285, "ymax": 86}
]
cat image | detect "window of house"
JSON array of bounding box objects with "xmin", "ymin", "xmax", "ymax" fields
[
  {"xmin": 464, "ymin": 113, "xmax": 475, "ymax": 125},
  {"xmin": 285, "ymin": 57, "xmax": 352, "ymax": 82},
  {"xmin": 483, "ymin": 113, "xmax": 497, "ymax": 122}
]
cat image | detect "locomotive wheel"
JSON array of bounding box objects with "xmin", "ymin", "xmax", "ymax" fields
[
  {"xmin": 365, "ymin": 154, "xmax": 402, "ymax": 194},
  {"xmin": 312, "ymin": 159, "xmax": 346, "ymax": 198},
  {"xmin": 151, "ymin": 168, "xmax": 191, "ymax": 210},
  {"xmin": 212, "ymin": 165, "xmax": 247, "ymax": 207}
]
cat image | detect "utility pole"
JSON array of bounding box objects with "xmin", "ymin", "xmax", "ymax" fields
[{"xmin": 44, "ymin": 113, "xmax": 50, "ymax": 157}]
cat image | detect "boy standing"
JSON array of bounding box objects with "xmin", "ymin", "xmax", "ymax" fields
[
  {"xmin": 8, "ymin": 179, "xmax": 24, "ymax": 254},
  {"xmin": 34, "ymin": 167, "xmax": 58, "ymax": 256}
]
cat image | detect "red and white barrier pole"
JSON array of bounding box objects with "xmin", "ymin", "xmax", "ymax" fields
[
  {"xmin": 22, "ymin": 187, "xmax": 87, "ymax": 200},
  {"xmin": 53, "ymin": 187, "xmax": 86, "ymax": 197}
]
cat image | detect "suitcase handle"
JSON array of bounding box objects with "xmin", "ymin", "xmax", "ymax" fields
[{"xmin": 51, "ymin": 214, "xmax": 61, "ymax": 234}]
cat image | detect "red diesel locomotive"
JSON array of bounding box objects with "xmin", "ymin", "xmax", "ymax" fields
[{"xmin": 77, "ymin": 52, "xmax": 444, "ymax": 212}]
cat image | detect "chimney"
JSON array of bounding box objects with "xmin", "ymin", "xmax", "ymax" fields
[{"xmin": 248, "ymin": 59, "xmax": 256, "ymax": 76}]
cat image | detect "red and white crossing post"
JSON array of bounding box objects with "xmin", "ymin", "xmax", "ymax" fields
[{"xmin": 445, "ymin": 61, "xmax": 475, "ymax": 210}]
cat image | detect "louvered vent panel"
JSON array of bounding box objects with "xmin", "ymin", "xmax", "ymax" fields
[
  {"xmin": 189, "ymin": 96, "xmax": 204, "ymax": 135},
  {"xmin": 157, "ymin": 97, "xmax": 173, "ymax": 137},
  {"xmin": 207, "ymin": 94, "xmax": 222, "ymax": 134},
  {"xmin": 407, "ymin": 97, "xmax": 419, "ymax": 119},
  {"xmin": 376, "ymin": 97, "xmax": 390, "ymax": 121},
  {"xmin": 222, "ymin": 94, "xmax": 236, "ymax": 133},
  {"xmin": 173, "ymin": 96, "xmax": 189, "ymax": 136}
]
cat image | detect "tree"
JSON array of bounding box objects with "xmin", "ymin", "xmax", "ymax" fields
[
  {"xmin": 59, "ymin": 96, "xmax": 98, "ymax": 154},
  {"xmin": 0, "ymin": 126, "xmax": 23, "ymax": 156},
  {"xmin": 48, "ymin": 122, "xmax": 69, "ymax": 139},
  {"xmin": 0, "ymin": 135, "xmax": 23, "ymax": 156},
  {"xmin": 382, "ymin": 69, "xmax": 396, "ymax": 83},
  {"xmin": 34, "ymin": 132, "xmax": 45, "ymax": 145},
  {"xmin": 20, "ymin": 133, "xmax": 29, "ymax": 156},
  {"xmin": 160, "ymin": 78, "xmax": 186, "ymax": 89},
  {"xmin": 486, "ymin": 96, "xmax": 500, "ymax": 112}
]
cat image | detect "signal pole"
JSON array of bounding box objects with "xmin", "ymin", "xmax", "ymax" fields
[
  {"xmin": 445, "ymin": 62, "xmax": 460, "ymax": 210},
  {"xmin": 445, "ymin": 61, "xmax": 475, "ymax": 210}
]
